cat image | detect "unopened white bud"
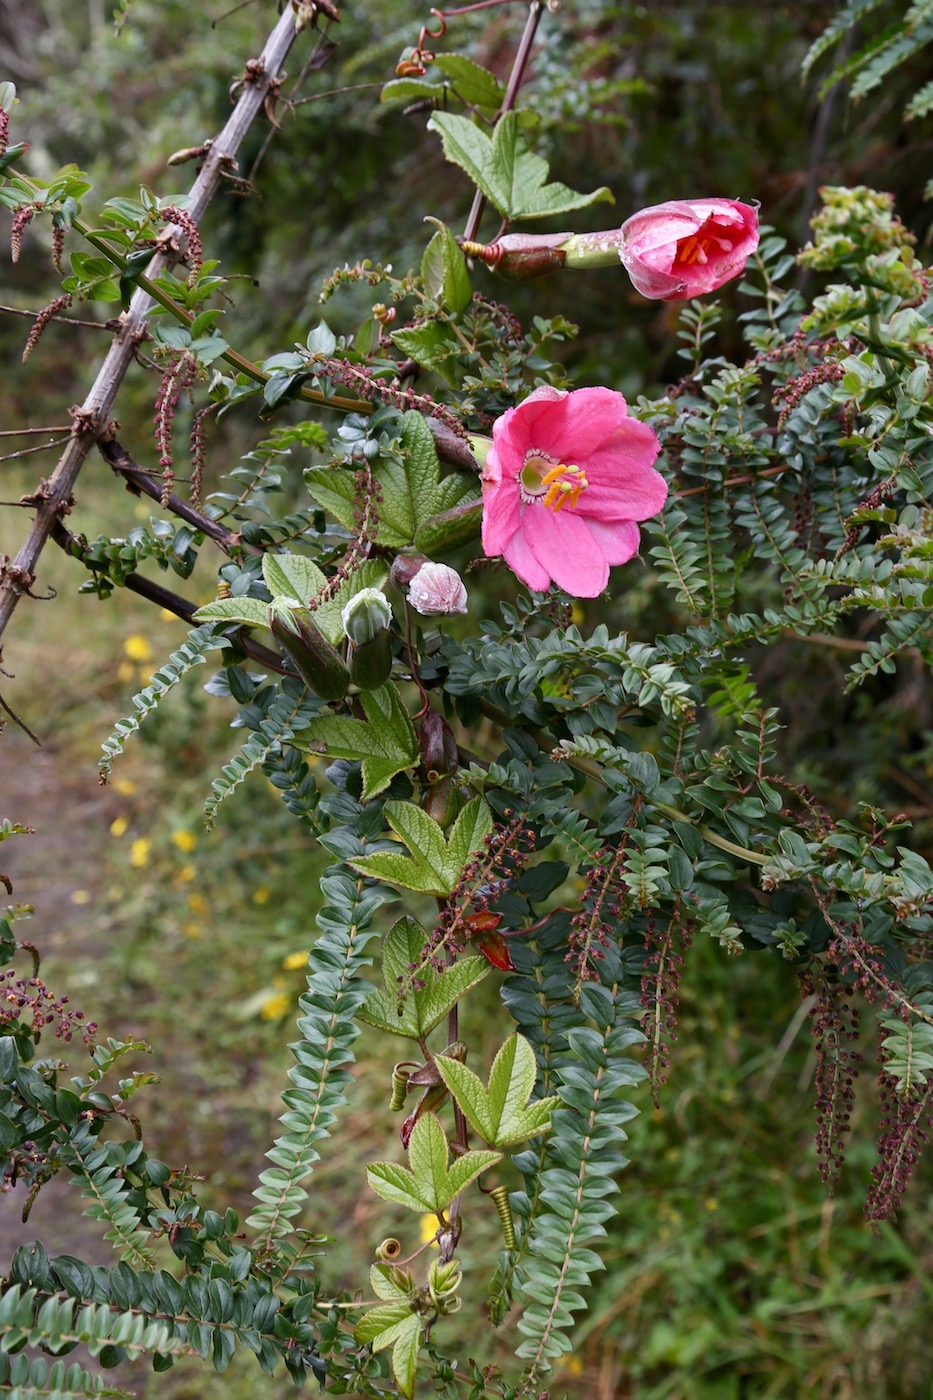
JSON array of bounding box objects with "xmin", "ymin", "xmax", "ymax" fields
[
  {"xmin": 341, "ymin": 587, "xmax": 392, "ymax": 644},
  {"xmin": 408, "ymin": 562, "xmax": 468, "ymax": 616}
]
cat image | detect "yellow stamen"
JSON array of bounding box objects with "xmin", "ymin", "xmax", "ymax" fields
[
  {"xmin": 676, "ymin": 230, "xmax": 734, "ymax": 268},
  {"xmin": 537, "ymin": 462, "xmax": 589, "ymax": 513}
]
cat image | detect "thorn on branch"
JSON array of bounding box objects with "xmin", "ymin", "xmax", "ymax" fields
[
  {"xmin": 0, "ymin": 557, "xmax": 55, "ymax": 603},
  {"xmin": 230, "ymin": 57, "xmax": 267, "ymax": 104},
  {"xmin": 69, "ymin": 405, "xmax": 106, "ymax": 437}
]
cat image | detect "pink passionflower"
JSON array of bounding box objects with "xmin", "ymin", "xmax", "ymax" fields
[
  {"xmin": 480, "ymin": 386, "xmax": 667, "ymax": 598},
  {"xmin": 619, "ymin": 198, "xmax": 759, "ymax": 301}
]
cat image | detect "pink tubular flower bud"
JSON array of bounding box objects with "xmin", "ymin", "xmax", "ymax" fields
[
  {"xmin": 407, "ymin": 562, "xmax": 468, "ymax": 617},
  {"xmin": 617, "ymin": 197, "xmax": 760, "ymax": 301},
  {"xmin": 460, "ymin": 199, "xmax": 759, "ymax": 296}
]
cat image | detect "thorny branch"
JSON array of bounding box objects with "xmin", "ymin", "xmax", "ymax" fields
[{"xmin": 0, "ymin": 5, "xmax": 305, "ymax": 655}]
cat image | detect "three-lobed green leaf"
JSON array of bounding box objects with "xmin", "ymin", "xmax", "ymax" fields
[
  {"xmin": 354, "ymin": 1266, "xmax": 421, "ymax": 1400},
  {"xmin": 347, "ymin": 796, "xmax": 492, "ymax": 896},
  {"xmin": 305, "ymin": 411, "xmax": 477, "ymax": 549},
  {"xmin": 435, "ymin": 1032, "xmax": 559, "ymax": 1148},
  {"xmin": 295, "ymin": 683, "xmax": 418, "ymax": 799},
  {"xmin": 427, "ymin": 111, "xmax": 613, "ymax": 221},
  {"xmin": 358, "ymin": 915, "xmax": 490, "ymax": 1039},
  {"xmin": 366, "ymin": 1112, "xmax": 501, "ymax": 1215}
]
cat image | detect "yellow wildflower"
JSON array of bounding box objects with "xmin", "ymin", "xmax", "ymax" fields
[
  {"xmin": 260, "ymin": 992, "xmax": 291, "ymax": 1021},
  {"xmin": 129, "ymin": 838, "xmax": 151, "ymax": 868},
  {"xmin": 418, "ymin": 1216, "xmax": 440, "ymax": 1247},
  {"xmin": 110, "ymin": 816, "xmax": 129, "ymax": 838},
  {"xmin": 123, "ymin": 634, "xmax": 153, "ymax": 663},
  {"xmin": 282, "ymin": 951, "xmax": 308, "ymax": 971},
  {"xmin": 171, "ymin": 829, "xmax": 197, "ymax": 854}
]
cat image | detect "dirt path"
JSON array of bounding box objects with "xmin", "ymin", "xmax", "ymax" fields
[{"xmin": 1, "ymin": 724, "xmax": 126, "ymax": 1260}]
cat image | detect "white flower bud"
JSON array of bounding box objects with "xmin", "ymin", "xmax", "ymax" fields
[
  {"xmin": 340, "ymin": 586, "xmax": 392, "ymax": 644},
  {"xmin": 407, "ymin": 562, "xmax": 468, "ymax": 616}
]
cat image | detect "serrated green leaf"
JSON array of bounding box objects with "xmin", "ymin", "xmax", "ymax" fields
[
  {"xmin": 193, "ymin": 596, "xmax": 269, "ymax": 628},
  {"xmin": 366, "ymin": 1161, "xmax": 432, "ymax": 1213},
  {"xmin": 354, "ymin": 1299, "xmax": 415, "ymax": 1345},
  {"xmin": 418, "ymin": 956, "xmax": 489, "ymax": 1036},
  {"xmin": 432, "ymin": 53, "xmax": 504, "ymax": 110},
  {"xmin": 389, "ymin": 1314, "xmax": 421, "ymax": 1400},
  {"xmin": 435, "ymin": 1033, "xmax": 559, "ymax": 1148},
  {"xmin": 262, "ymin": 552, "xmax": 327, "ymax": 605},
  {"xmin": 305, "ymin": 412, "xmax": 475, "ymax": 546},
  {"xmin": 297, "ymin": 684, "xmax": 417, "ymax": 799},
  {"xmin": 370, "ymin": 1262, "xmax": 414, "ymax": 1303},
  {"xmin": 421, "ymin": 231, "xmax": 447, "ymax": 301},
  {"xmin": 427, "ymin": 111, "xmax": 613, "ymax": 221},
  {"xmin": 447, "ymin": 793, "xmax": 494, "ymax": 869},
  {"xmin": 314, "ymin": 559, "xmax": 389, "ymax": 646},
  {"xmin": 367, "ymin": 1113, "xmax": 500, "ymax": 1214},
  {"xmin": 347, "ymin": 796, "xmax": 491, "ymax": 895},
  {"xmin": 359, "ymin": 915, "xmax": 490, "ymax": 1038},
  {"xmin": 392, "ymin": 320, "xmax": 460, "ymax": 373},
  {"xmin": 380, "ymin": 76, "xmax": 442, "ymax": 105},
  {"xmin": 377, "ymin": 412, "xmax": 447, "ymax": 544},
  {"xmin": 422, "ymin": 219, "xmax": 472, "ymax": 316},
  {"xmin": 303, "ymin": 466, "xmax": 360, "ymax": 536}
]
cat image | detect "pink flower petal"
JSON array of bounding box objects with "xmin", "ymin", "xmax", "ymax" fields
[
  {"xmin": 482, "ymin": 456, "xmax": 522, "ymax": 554},
  {"xmin": 525, "ymin": 509, "xmax": 609, "ymax": 597},
  {"xmin": 581, "ymin": 517, "xmax": 641, "ymax": 566},
  {"xmin": 527, "ymin": 386, "xmax": 632, "ymax": 465},
  {"xmin": 503, "ymin": 526, "xmax": 552, "ymax": 592}
]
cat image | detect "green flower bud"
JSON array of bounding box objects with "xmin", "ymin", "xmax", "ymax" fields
[
  {"xmin": 268, "ymin": 599, "xmax": 350, "ymax": 702},
  {"xmin": 340, "ymin": 586, "xmax": 392, "ymax": 645},
  {"xmin": 461, "ymin": 232, "xmax": 570, "ymax": 280},
  {"xmin": 348, "ymin": 631, "xmax": 393, "ymax": 691}
]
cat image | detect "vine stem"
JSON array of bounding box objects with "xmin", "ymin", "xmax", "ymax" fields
[
  {"xmin": 440, "ymin": 897, "xmax": 469, "ymax": 1263},
  {"xmin": 462, "ymin": 0, "xmax": 544, "ymax": 243},
  {"xmin": 0, "ymin": 6, "xmax": 303, "ymax": 652}
]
